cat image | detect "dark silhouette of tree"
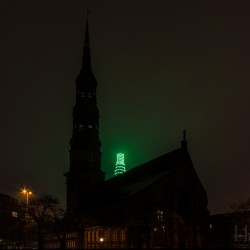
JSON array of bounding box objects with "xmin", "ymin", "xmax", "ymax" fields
[
  {"xmin": 230, "ymin": 197, "xmax": 250, "ymax": 213},
  {"xmin": 230, "ymin": 197, "xmax": 250, "ymax": 246},
  {"xmin": 230, "ymin": 197, "xmax": 250, "ymax": 226},
  {"xmin": 26, "ymin": 194, "xmax": 66, "ymax": 249}
]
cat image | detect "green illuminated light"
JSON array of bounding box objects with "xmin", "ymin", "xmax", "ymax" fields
[
  {"xmin": 114, "ymin": 153, "xmax": 126, "ymax": 176},
  {"xmin": 116, "ymin": 153, "xmax": 125, "ymax": 166}
]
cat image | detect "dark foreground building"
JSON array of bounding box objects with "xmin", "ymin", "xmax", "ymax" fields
[
  {"xmin": 208, "ymin": 212, "xmax": 250, "ymax": 248},
  {"xmin": 46, "ymin": 18, "xmax": 209, "ymax": 249},
  {"xmin": 0, "ymin": 193, "xmax": 20, "ymax": 248},
  {"xmin": 83, "ymin": 144, "xmax": 209, "ymax": 249}
]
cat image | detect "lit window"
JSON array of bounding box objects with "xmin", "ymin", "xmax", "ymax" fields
[
  {"xmin": 12, "ymin": 211, "xmax": 18, "ymax": 217},
  {"xmin": 112, "ymin": 229, "xmax": 117, "ymax": 241},
  {"xmin": 92, "ymin": 230, "xmax": 95, "ymax": 242},
  {"xmin": 87, "ymin": 231, "xmax": 91, "ymax": 242},
  {"xmin": 157, "ymin": 210, "xmax": 164, "ymax": 220},
  {"xmin": 120, "ymin": 229, "xmax": 126, "ymax": 241},
  {"xmin": 79, "ymin": 124, "xmax": 84, "ymax": 131},
  {"xmin": 104, "ymin": 229, "xmax": 108, "ymax": 241}
]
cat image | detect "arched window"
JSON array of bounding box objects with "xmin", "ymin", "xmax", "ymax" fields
[{"xmin": 79, "ymin": 124, "xmax": 84, "ymax": 131}]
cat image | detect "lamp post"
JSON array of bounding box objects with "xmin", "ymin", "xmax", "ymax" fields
[
  {"xmin": 99, "ymin": 237, "xmax": 104, "ymax": 248},
  {"xmin": 21, "ymin": 188, "xmax": 32, "ymax": 207},
  {"xmin": 21, "ymin": 188, "xmax": 32, "ymax": 248}
]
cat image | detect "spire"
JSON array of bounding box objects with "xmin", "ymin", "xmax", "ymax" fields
[
  {"xmin": 72, "ymin": 9, "xmax": 100, "ymax": 151},
  {"xmin": 181, "ymin": 130, "xmax": 187, "ymax": 150},
  {"xmin": 81, "ymin": 10, "xmax": 92, "ymax": 71},
  {"xmin": 65, "ymin": 11, "xmax": 105, "ymax": 215}
]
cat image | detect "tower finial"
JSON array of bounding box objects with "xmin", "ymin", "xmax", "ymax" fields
[
  {"xmin": 86, "ymin": 8, "xmax": 90, "ymax": 20},
  {"xmin": 81, "ymin": 9, "xmax": 92, "ymax": 70},
  {"xmin": 181, "ymin": 130, "xmax": 187, "ymax": 150}
]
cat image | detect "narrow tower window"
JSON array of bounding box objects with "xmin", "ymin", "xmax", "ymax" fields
[{"xmin": 79, "ymin": 124, "xmax": 84, "ymax": 131}]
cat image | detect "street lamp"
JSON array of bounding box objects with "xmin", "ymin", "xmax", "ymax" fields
[
  {"xmin": 99, "ymin": 237, "xmax": 104, "ymax": 247},
  {"xmin": 21, "ymin": 188, "xmax": 32, "ymax": 206}
]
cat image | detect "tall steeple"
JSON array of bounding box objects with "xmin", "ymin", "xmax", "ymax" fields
[
  {"xmin": 71, "ymin": 16, "xmax": 100, "ymax": 151},
  {"xmin": 81, "ymin": 18, "xmax": 92, "ymax": 70},
  {"xmin": 65, "ymin": 16, "xmax": 105, "ymax": 215}
]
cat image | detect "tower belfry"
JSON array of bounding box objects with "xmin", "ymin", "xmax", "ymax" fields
[{"xmin": 65, "ymin": 17, "xmax": 105, "ymax": 215}]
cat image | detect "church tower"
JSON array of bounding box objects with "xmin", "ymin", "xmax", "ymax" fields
[{"xmin": 65, "ymin": 18, "xmax": 105, "ymax": 215}]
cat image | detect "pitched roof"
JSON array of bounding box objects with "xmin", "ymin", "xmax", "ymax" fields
[
  {"xmin": 100, "ymin": 147, "xmax": 200, "ymax": 203},
  {"xmin": 118, "ymin": 170, "xmax": 171, "ymax": 198},
  {"xmin": 105, "ymin": 148, "xmax": 189, "ymax": 188},
  {"xmin": 95, "ymin": 147, "xmax": 207, "ymax": 225}
]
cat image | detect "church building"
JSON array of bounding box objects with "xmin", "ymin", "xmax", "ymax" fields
[{"xmin": 61, "ymin": 18, "xmax": 209, "ymax": 249}]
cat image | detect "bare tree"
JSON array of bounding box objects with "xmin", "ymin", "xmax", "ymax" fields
[
  {"xmin": 230, "ymin": 197, "xmax": 250, "ymax": 213},
  {"xmin": 230, "ymin": 197, "xmax": 250, "ymax": 246},
  {"xmin": 26, "ymin": 194, "xmax": 66, "ymax": 249}
]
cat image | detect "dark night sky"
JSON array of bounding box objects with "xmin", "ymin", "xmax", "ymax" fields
[{"xmin": 0, "ymin": 0, "xmax": 250, "ymax": 214}]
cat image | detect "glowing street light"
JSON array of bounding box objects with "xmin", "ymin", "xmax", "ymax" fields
[
  {"xmin": 21, "ymin": 188, "xmax": 32, "ymax": 206},
  {"xmin": 99, "ymin": 237, "xmax": 104, "ymax": 247}
]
